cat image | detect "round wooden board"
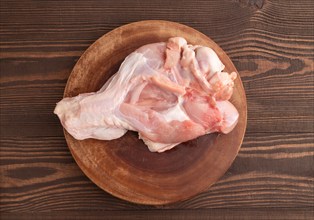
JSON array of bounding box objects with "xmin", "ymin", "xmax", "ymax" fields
[{"xmin": 63, "ymin": 20, "xmax": 247, "ymax": 205}]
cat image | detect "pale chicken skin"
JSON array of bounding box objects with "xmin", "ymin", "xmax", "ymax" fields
[{"xmin": 54, "ymin": 37, "xmax": 239, "ymax": 152}]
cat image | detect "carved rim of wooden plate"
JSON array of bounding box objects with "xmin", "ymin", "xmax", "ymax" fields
[{"xmin": 62, "ymin": 20, "xmax": 247, "ymax": 205}]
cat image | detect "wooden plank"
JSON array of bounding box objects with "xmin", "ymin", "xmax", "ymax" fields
[
  {"xmin": 0, "ymin": 133, "xmax": 313, "ymax": 211},
  {"xmin": 1, "ymin": 209, "xmax": 314, "ymax": 220}
]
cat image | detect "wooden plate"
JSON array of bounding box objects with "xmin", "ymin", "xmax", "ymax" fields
[{"xmin": 63, "ymin": 20, "xmax": 247, "ymax": 205}]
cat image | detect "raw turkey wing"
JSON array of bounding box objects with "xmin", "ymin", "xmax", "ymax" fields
[{"xmin": 54, "ymin": 37, "xmax": 239, "ymax": 152}]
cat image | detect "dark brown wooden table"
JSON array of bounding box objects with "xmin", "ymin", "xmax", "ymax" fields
[{"xmin": 1, "ymin": 0, "xmax": 313, "ymax": 219}]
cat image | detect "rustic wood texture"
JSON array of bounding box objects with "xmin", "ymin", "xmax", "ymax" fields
[{"xmin": 0, "ymin": 0, "xmax": 313, "ymax": 219}]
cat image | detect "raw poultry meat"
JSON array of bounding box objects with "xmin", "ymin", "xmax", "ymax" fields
[{"xmin": 54, "ymin": 37, "xmax": 239, "ymax": 152}]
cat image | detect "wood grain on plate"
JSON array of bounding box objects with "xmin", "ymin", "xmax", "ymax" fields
[{"xmin": 63, "ymin": 20, "xmax": 247, "ymax": 205}]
